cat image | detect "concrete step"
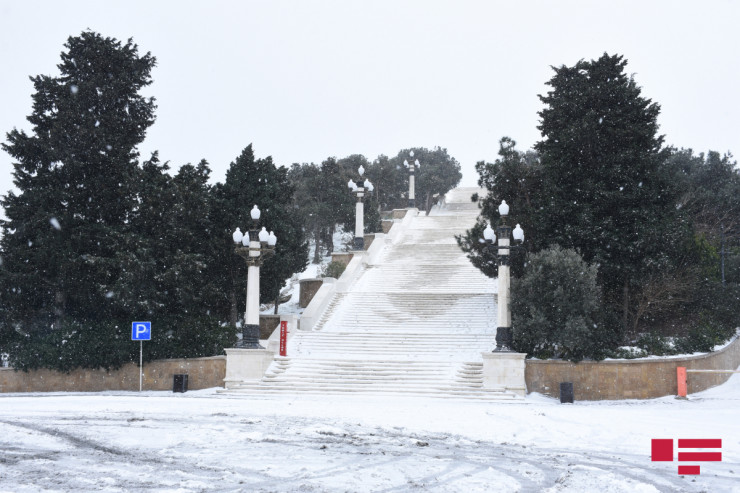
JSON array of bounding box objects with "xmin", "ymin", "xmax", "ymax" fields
[
  {"xmin": 353, "ymin": 265, "xmax": 495, "ymax": 293},
  {"xmin": 288, "ymin": 332, "xmax": 496, "ymax": 360},
  {"xmin": 241, "ymin": 187, "xmax": 525, "ymax": 402},
  {"xmin": 314, "ymin": 293, "xmax": 496, "ymax": 333},
  {"xmin": 220, "ymin": 386, "xmax": 522, "ymax": 401}
]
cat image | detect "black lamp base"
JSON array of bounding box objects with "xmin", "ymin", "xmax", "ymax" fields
[
  {"xmin": 494, "ymin": 326, "xmax": 514, "ymax": 352},
  {"xmin": 236, "ymin": 324, "xmax": 264, "ymax": 349}
]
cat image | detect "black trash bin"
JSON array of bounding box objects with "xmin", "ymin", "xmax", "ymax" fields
[
  {"xmin": 560, "ymin": 382, "xmax": 574, "ymax": 403},
  {"xmin": 173, "ymin": 374, "xmax": 188, "ymax": 393}
]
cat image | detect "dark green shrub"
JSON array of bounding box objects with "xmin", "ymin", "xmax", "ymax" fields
[
  {"xmin": 674, "ymin": 319, "xmax": 736, "ymax": 354},
  {"xmin": 635, "ymin": 332, "xmax": 677, "ymax": 356},
  {"xmin": 146, "ymin": 315, "xmax": 236, "ymax": 361},
  {"xmin": 7, "ymin": 318, "xmax": 135, "ymax": 372},
  {"xmin": 321, "ymin": 261, "xmax": 347, "ymax": 279},
  {"xmin": 511, "ymin": 245, "xmax": 616, "ymax": 361}
]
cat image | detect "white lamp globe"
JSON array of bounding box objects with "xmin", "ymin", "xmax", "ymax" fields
[
  {"xmin": 498, "ymin": 200, "xmax": 509, "ymax": 216},
  {"xmin": 483, "ymin": 224, "xmax": 496, "ymax": 242},
  {"xmin": 250, "ymin": 205, "xmax": 261, "ymax": 221},
  {"xmin": 513, "ymin": 224, "xmax": 524, "ymax": 242},
  {"xmin": 409, "ymin": 150, "xmax": 415, "ymax": 158},
  {"xmin": 358, "ymin": 164, "xmax": 365, "ymax": 176},
  {"xmin": 258, "ymin": 227, "xmax": 269, "ymax": 243},
  {"xmin": 268, "ymin": 231, "xmax": 277, "ymax": 246},
  {"xmin": 232, "ymin": 228, "xmax": 243, "ymax": 245},
  {"xmin": 415, "ymin": 159, "xmax": 420, "ymax": 168}
]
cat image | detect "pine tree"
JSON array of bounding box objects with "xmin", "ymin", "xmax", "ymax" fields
[
  {"xmin": 534, "ymin": 53, "xmax": 691, "ymax": 330},
  {"xmin": 457, "ymin": 138, "xmax": 541, "ymax": 278},
  {"xmin": 412, "ymin": 147, "xmax": 462, "ymax": 214},
  {"xmin": 364, "ymin": 147, "xmax": 461, "ymax": 213},
  {"xmin": 0, "ymin": 31, "xmax": 156, "ymax": 369},
  {"xmin": 365, "ymin": 154, "xmax": 406, "ymax": 211},
  {"xmin": 211, "ymin": 145, "xmax": 308, "ymax": 326}
]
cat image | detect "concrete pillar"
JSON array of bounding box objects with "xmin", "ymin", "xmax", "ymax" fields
[
  {"xmin": 354, "ymin": 196, "xmax": 364, "ymax": 250},
  {"xmin": 246, "ymin": 264, "xmax": 260, "ymax": 326},
  {"xmin": 223, "ymin": 348, "xmax": 274, "ymax": 389},
  {"xmin": 482, "ymin": 352, "xmax": 527, "ymax": 397},
  {"xmin": 497, "ymin": 238, "xmax": 511, "ymax": 328},
  {"xmin": 239, "ymin": 263, "xmax": 262, "ymax": 348},
  {"xmin": 409, "ymin": 173, "xmax": 415, "ymax": 207}
]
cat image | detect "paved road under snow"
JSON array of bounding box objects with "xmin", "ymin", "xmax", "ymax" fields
[{"xmin": 1, "ymin": 383, "xmax": 739, "ymax": 492}]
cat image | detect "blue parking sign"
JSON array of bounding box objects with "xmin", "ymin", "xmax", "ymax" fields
[{"xmin": 131, "ymin": 322, "xmax": 151, "ymax": 341}]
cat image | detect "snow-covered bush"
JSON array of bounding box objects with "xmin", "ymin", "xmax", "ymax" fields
[
  {"xmin": 321, "ymin": 261, "xmax": 346, "ymax": 280},
  {"xmin": 511, "ymin": 246, "xmax": 616, "ymax": 361}
]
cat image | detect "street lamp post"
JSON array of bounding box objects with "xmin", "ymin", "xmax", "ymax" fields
[
  {"xmin": 483, "ymin": 200, "xmax": 524, "ymax": 352},
  {"xmin": 232, "ymin": 205, "xmax": 277, "ymax": 349},
  {"xmin": 404, "ymin": 151, "xmax": 420, "ymax": 208},
  {"xmin": 347, "ymin": 164, "xmax": 374, "ymax": 250}
]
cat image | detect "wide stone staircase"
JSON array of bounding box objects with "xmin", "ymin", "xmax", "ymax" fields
[{"xmin": 224, "ymin": 187, "xmax": 522, "ymax": 400}]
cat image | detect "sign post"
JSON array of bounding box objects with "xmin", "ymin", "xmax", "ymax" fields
[
  {"xmin": 279, "ymin": 321, "xmax": 287, "ymax": 357},
  {"xmin": 131, "ymin": 322, "xmax": 152, "ymax": 392}
]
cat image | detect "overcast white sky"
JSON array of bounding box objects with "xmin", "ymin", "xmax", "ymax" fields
[{"xmin": 1, "ymin": 0, "xmax": 739, "ymax": 207}]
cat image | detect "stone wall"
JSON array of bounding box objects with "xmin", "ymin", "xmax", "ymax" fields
[
  {"xmin": 0, "ymin": 356, "xmax": 226, "ymax": 393},
  {"xmin": 363, "ymin": 233, "xmax": 376, "ymax": 250},
  {"xmin": 299, "ymin": 278, "xmax": 324, "ymax": 308},
  {"xmin": 525, "ymin": 334, "xmax": 740, "ymax": 400},
  {"xmin": 259, "ymin": 315, "xmax": 281, "ymax": 338},
  {"xmin": 331, "ymin": 252, "xmax": 355, "ymax": 267}
]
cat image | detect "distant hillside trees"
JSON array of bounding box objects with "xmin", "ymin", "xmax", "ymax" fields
[{"xmin": 289, "ymin": 147, "xmax": 462, "ymax": 262}]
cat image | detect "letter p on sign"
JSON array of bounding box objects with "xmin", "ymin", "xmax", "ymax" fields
[{"xmin": 131, "ymin": 322, "xmax": 151, "ymax": 341}]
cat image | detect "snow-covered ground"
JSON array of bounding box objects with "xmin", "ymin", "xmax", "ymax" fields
[{"xmin": 1, "ymin": 374, "xmax": 738, "ymax": 492}]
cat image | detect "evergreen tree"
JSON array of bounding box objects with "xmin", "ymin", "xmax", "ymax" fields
[
  {"xmin": 367, "ymin": 147, "xmax": 462, "ymax": 213},
  {"xmin": 211, "ymin": 145, "xmax": 308, "ymax": 325},
  {"xmin": 511, "ymin": 246, "xmax": 614, "ymax": 361},
  {"xmin": 668, "ymin": 148, "xmax": 740, "ymax": 242},
  {"xmin": 365, "ymin": 154, "xmax": 406, "ymax": 211},
  {"xmin": 0, "ymin": 31, "xmax": 156, "ymax": 369},
  {"xmin": 457, "ymin": 137, "xmax": 542, "ymax": 278},
  {"xmin": 534, "ymin": 53, "xmax": 692, "ymax": 331},
  {"xmin": 290, "ymin": 156, "xmax": 380, "ymax": 263},
  {"xmin": 288, "ymin": 163, "xmax": 325, "ymax": 262},
  {"xmin": 412, "ymin": 147, "xmax": 463, "ymax": 214}
]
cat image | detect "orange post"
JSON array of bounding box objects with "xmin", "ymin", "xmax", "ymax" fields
[{"xmin": 677, "ymin": 366, "xmax": 687, "ymax": 398}]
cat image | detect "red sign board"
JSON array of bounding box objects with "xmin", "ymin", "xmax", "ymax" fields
[{"xmin": 279, "ymin": 321, "xmax": 287, "ymax": 357}]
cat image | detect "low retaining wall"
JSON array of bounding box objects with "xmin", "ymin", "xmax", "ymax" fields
[
  {"xmin": 526, "ymin": 333, "xmax": 740, "ymax": 400},
  {"xmin": 0, "ymin": 356, "xmax": 226, "ymax": 393},
  {"xmin": 259, "ymin": 315, "xmax": 281, "ymax": 338}
]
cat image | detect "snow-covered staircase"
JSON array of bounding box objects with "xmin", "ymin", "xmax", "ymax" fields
[{"xmin": 224, "ymin": 187, "xmax": 522, "ymax": 401}]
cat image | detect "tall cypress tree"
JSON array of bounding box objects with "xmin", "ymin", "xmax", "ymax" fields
[
  {"xmin": 535, "ymin": 53, "xmax": 691, "ymax": 330},
  {"xmin": 211, "ymin": 145, "xmax": 308, "ymax": 326},
  {"xmin": 0, "ymin": 31, "xmax": 156, "ymax": 369}
]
